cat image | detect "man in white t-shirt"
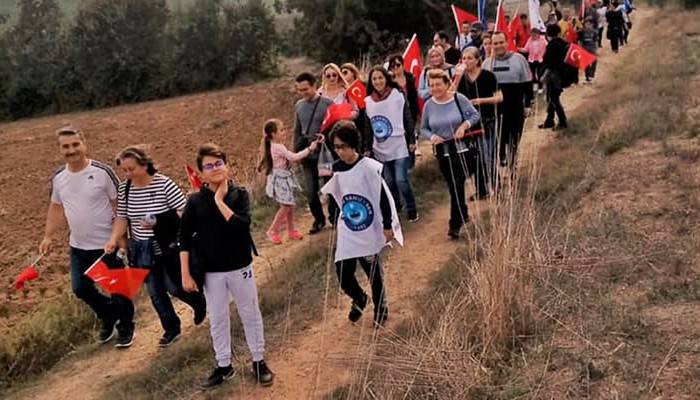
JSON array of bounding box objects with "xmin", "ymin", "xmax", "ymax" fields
[{"xmin": 39, "ymin": 127, "xmax": 135, "ymax": 348}]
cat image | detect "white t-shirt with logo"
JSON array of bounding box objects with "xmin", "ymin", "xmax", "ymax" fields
[
  {"xmin": 321, "ymin": 157, "xmax": 403, "ymax": 262},
  {"xmin": 365, "ymin": 89, "xmax": 409, "ymax": 163},
  {"xmin": 50, "ymin": 160, "xmax": 119, "ymax": 250}
]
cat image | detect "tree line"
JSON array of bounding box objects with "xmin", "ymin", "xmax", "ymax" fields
[{"xmin": 0, "ymin": 0, "xmax": 278, "ymax": 120}]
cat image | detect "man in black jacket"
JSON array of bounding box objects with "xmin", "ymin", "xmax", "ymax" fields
[
  {"xmin": 539, "ymin": 23, "xmax": 569, "ymax": 130},
  {"xmin": 179, "ymin": 143, "xmax": 273, "ymax": 389}
]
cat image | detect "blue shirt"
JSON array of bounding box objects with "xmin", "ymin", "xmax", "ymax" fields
[{"xmin": 420, "ymin": 93, "xmax": 481, "ymax": 142}]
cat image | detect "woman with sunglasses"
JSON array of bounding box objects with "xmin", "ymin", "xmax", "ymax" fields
[
  {"xmin": 420, "ymin": 69, "xmax": 481, "ymax": 239},
  {"xmin": 320, "ymin": 63, "xmax": 359, "ymax": 119},
  {"xmin": 386, "ymin": 54, "xmax": 419, "ymax": 128},
  {"xmin": 417, "ymin": 46, "xmax": 455, "ymax": 100},
  {"xmin": 105, "ymin": 145, "xmax": 207, "ymax": 348},
  {"xmin": 364, "ymin": 66, "xmax": 419, "ymax": 223}
]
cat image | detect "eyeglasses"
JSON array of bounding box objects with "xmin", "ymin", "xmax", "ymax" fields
[
  {"xmin": 333, "ymin": 143, "xmax": 350, "ymax": 151},
  {"xmin": 202, "ymin": 159, "xmax": 225, "ymax": 171},
  {"xmin": 325, "ymin": 73, "xmax": 338, "ymax": 78}
]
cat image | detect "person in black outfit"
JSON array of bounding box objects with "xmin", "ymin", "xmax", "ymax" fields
[
  {"xmin": 456, "ymin": 47, "xmax": 503, "ymax": 197},
  {"xmin": 539, "ymin": 24, "xmax": 569, "ymax": 130},
  {"xmin": 434, "ymin": 31, "xmax": 463, "ymax": 66},
  {"xmin": 605, "ymin": 0, "xmax": 625, "ymax": 53}
]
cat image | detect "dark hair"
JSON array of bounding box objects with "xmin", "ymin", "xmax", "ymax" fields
[
  {"xmin": 258, "ymin": 119, "xmax": 280, "ymax": 175},
  {"xmin": 387, "ymin": 53, "xmax": 404, "ymax": 67},
  {"xmin": 492, "ymin": 31, "xmax": 507, "ymax": 40},
  {"xmin": 520, "ymin": 13, "xmax": 528, "ymax": 19},
  {"xmin": 366, "ymin": 66, "xmax": 400, "ymax": 96},
  {"xmin": 295, "ymin": 72, "xmax": 316, "ymax": 86},
  {"xmin": 436, "ymin": 31, "xmax": 450, "ymax": 42},
  {"xmin": 330, "ymin": 121, "xmax": 361, "ymax": 151},
  {"xmin": 546, "ymin": 23, "xmax": 561, "ymax": 37},
  {"xmin": 116, "ymin": 145, "xmax": 157, "ymax": 175},
  {"xmin": 196, "ymin": 143, "xmax": 227, "ymax": 172}
]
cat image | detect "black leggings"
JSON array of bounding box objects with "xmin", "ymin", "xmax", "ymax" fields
[
  {"xmin": 335, "ymin": 256, "xmax": 386, "ymax": 313},
  {"xmin": 437, "ymin": 153, "xmax": 470, "ymax": 230}
]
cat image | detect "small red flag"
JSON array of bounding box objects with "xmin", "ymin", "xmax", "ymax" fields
[
  {"xmin": 85, "ymin": 260, "xmax": 149, "ymax": 300},
  {"xmin": 564, "ymin": 43, "xmax": 596, "ymax": 69},
  {"xmin": 185, "ymin": 165, "xmax": 202, "ymax": 190},
  {"xmin": 346, "ymin": 80, "xmax": 367, "ymax": 110},
  {"xmin": 496, "ymin": 0, "xmax": 508, "ymax": 34},
  {"xmin": 320, "ymin": 103, "xmax": 355, "ymax": 134},
  {"xmin": 451, "ymin": 5, "xmax": 478, "ymax": 34},
  {"xmin": 14, "ymin": 265, "xmax": 39, "ymax": 290}
]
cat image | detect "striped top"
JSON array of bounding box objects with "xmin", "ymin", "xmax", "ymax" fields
[{"xmin": 116, "ymin": 174, "xmax": 186, "ymax": 241}]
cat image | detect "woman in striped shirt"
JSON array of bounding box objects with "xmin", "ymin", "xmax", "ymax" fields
[{"xmin": 105, "ymin": 146, "xmax": 206, "ymax": 348}]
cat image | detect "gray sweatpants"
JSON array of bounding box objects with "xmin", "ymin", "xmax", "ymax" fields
[{"xmin": 204, "ymin": 264, "xmax": 265, "ymax": 367}]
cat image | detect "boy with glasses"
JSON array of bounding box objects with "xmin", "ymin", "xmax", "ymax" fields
[{"xmin": 179, "ymin": 143, "xmax": 273, "ymax": 388}]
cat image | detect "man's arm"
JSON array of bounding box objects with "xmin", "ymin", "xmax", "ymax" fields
[{"xmin": 39, "ymin": 202, "xmax": 66, "ymax": 254}]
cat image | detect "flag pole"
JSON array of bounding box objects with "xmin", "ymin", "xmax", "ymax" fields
[
  {"xmin": 451, "ymin": 5, "xmax": 461, "ymax": 34},
  {"xmin": 402, "ymin": 33, "xmax": 417, "ymax": 60},
  {"xmin": 29, "ymin": 253, "xmax": 45, "ymax": 268},
  {"xmin": 83, "ymin": 252, "xmax": 107, "ymax": 275}
]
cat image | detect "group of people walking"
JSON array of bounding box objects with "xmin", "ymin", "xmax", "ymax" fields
[{"xmin": 36, "ymin": 0, "xmax": 630, "ymax": 391}]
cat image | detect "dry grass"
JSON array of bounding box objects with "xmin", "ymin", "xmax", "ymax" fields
[{"xmin": 329, "ymin": 5, "xmax": 700, "ymax": 400}]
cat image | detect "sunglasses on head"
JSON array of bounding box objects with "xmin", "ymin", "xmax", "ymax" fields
[{"xmin": 202, "ymin": 159, "xmax": 225, "ymax": 171}]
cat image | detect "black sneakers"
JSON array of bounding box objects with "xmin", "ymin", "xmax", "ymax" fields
[
  {"xmin": 252, "ymin": 360, "xmax": 274, "ymax": 386},
  {"xmin": 115, "ymin": 328, "xmax": 135, "ymax": 349},
  {"xmin": 98, "ymin": 318, "xmax": 117, "ymax": 344},
  {"xmin": 407, "ymin": 212, "xmax": 420, "ymax": 223},
  {"xmin": 448, "ymin": 228, "xmax": 460, "ymax": 240},
  {"xmin": 348, "ymin": 294, "xmax": 368, "ymax": 323},
  {"xmin": 202, "ymin": 365, "xmax": 235, "ymax": 388},
  {"xmin": 309, "ymin": 221, "xmax": 325, "ymax": 235},
  {"xmin": 158, "ymin": 331, "xmax": 181, "ymax": 347}
]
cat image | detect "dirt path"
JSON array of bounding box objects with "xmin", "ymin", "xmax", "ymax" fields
[{"xmin": 6, "ymin": 8, "xmax": 653, "ymax": 399}]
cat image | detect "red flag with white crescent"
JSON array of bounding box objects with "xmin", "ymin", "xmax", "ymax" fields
[
  {"xmin": 564, "ymin": 43, "xmax": 596, "ymax": 69},
  {"xmin": 346, "ymin": 80, "xmax": 367, "ymax": 109},
  {"xmin": 402, "ymin": 33, "xmax": 424, "ymax": 111}
]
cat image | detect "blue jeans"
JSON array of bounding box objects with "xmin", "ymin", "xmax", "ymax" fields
[
  {"xmin": 70, "ymin": 248, "xmax": 134, "ymax": 332},
  {"xmin": 382, "ymin": 156, "xmax": 417, "ymax": 216},
  {"xmin": 129, "ymin": 239, "xmax": 205, "ymax": 335}
]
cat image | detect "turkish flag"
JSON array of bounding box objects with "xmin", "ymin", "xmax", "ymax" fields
[
  {"xmin": 565, "ymin": 43, "xmax": 596, "ymax": 69},
  {"xmin": 185, "ymin": 164, "xmax": 202, "ymax": 191},
  {"xmin": 346, "ymin": 80, "xmax": 366, "ymax": 109},
  {"xmin": 451, "ymin": 5, "xmax": 478, "ymax": 34},
  {"xmin": 402, "ymin": 33, "xmax": 424, "ymax": 111},
  {"xmin": 507, "ymin": 12, "xmax": 522, "ymax": 51},
  {"xmin": 319, "ymin": 103, "xmax": 355, "ymax": 134},
  {"xmin": 14, "ymin": 265, "xmax": 39, "ymax": 290},
  {"xmin": 85, "ymin": 260, "xmax": 149, "ymax": 300},
  {"xmin": 496, "ymin": 1, "xmax": 508, "ymax": 34}
]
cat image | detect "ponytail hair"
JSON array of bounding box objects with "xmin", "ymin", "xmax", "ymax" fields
[{"xmin": 257, "ymin": 118, "xmax": 280, "ymax": 175}]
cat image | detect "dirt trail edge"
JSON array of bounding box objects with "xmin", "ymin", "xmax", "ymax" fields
[{"xmin": 7, "ymin": 9, "xmax": 652, "ymax": 399}]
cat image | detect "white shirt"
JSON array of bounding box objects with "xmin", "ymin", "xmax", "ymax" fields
[
  {"xmin": 321, "ymin": 158, "xmax": 403, "ymax": 262},
  {"xmin": 50, "ymin": 160, "xmax": 119, "ymax": 250},
  {"xmin": 365, "ymin": 89, "xmax": 410, "ymax": 162}
]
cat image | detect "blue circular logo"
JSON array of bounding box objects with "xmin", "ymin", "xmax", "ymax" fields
[
  {"xmin": 370, "ymin": 115, "xmax": 393, "ymax": 143},
  {"xmin": 341, "ymin": 194, "xmax": 374, "ymax": 232}
]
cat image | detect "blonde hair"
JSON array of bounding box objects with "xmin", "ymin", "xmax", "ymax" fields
[
  {"xmin": 340, "ymin": 63, "xmax": 362, "ymax": 82},
  {"xmin": 427, "ymin": 46, "xmax": 446, "ymax": 65},
  {"xmin": 321, "ymin": 63, "xmax": 348, "ymax": 90},
  {"xmin": 427, "ymin": 69, "xmax": 451, "ymax": 85},
  {"xmin": 461, "ymin": 47, "xmax": 483, "ymax": 67}
]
